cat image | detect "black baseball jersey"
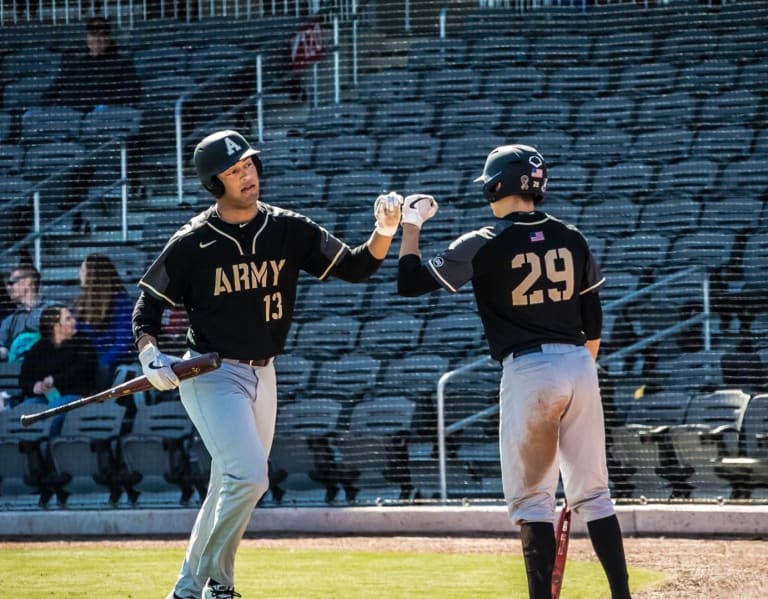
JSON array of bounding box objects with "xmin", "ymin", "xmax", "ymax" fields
[
  {"xmin": 135, "ymin": 202, "xmax": 376, "ymax": 361},
  {"xmin": 410, "ymin": 211, "xmax": 604, "ymax": 361}
]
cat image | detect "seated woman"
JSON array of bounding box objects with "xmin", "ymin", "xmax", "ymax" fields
[
  {"xmin": 74, "ymin": 254, "xmax": 135, "ymax": 389},
  {"xmin": 19, "ymin": 304, "xmax": 98, "ymax": 435}
]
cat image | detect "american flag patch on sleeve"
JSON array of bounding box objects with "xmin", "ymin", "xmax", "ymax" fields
[{"xmin": 530, "ymin": 231, "xmax": 545, "ymax": 242}]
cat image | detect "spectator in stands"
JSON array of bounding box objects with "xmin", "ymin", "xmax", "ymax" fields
[
  {"xmin": 18, "ymin": 304, "xmax": 98, "ymax": 434},
  {"xmin": 0, "ymin": 264, "xmax": 56, "ymax": 362},
  {"xmin": 47, "ymin": 17, "xmax": 140, "ymax": 112},
  {"xmin": 74, "ymin": 254, "xmax": 135, "ymax": 388}
]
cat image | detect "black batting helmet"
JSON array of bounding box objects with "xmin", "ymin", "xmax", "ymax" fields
[
  {"xmin": 194, "ymin": 130, "xmax": 263, "ymax": 197},
  {"xmin": 474, "ymin": 144, "xmax": 548, "ymax": 204}
]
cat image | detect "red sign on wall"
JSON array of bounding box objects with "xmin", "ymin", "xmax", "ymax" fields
[{"xmin": 291, "ymin": 21, "xmax": 324, "ymax": 71}]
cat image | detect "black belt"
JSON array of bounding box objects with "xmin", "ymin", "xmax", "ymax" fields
[
  {"xmin": 223, "ymin": 358, "xmax": 271, "ymax": 367},
  {"xmin": 512, "ymin": 345, "xmax": 543, "ymax": 359}
]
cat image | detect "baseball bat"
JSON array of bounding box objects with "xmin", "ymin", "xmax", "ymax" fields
[
  {"xmin": 551, "ymin": 502, "xmax": 571, "ymax": 599},
  {"xmin": 19, "ymin": 352, "xmax": 221, "ymax": 427}
]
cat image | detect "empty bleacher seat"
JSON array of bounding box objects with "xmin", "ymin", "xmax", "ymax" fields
[
  {"xmin": 119, "ymin": 401, "xmax": 197, "ymax": 505},
  {"xmin": 515, "ymin": 131, "xmax": 575, "ymax": 167},
  {"xmin": 574, "ymin": 95, "xmax": 636, "ymax": 134},
  {"xmin": 293, "ymin": 315, "xmax": 361, "ymax": 360},
  {"xmin": 676, "ymin": 59, "xmax": 741, "ymax": 97},
  {"xmin": 313, "ymin": 134, "xmax": 376, "ymax": 174},
  {"xmin": 419, "ymin": 67, "xmax": 482, "ymax": 105},
  {"xmin": 403, "ymin": 167, "xmax": 464, "ymax": 204},
  {"xmin": 376, "ymin": 133, "xmax": 439, "ymax": 173},
  {"xmin": 357, "ymin": 313, "xmax": 424, "ymax": 359},
  {"xmin": 356, "ymin": 69, "xmax": 423, "ymax": 104},
  {"xmin": 303, "ymin": 102, "xmax": 368, "ymax": 138},
  {"xmin": 615, "ymin": 62, "xmax": 680, "ymax": 98},
  {"xmin": 590, "ymin": 161, "xmax": 655, "ymax": 203},
  {"xmin": 634, "ymin": 91, "xmax": 699, "ymax": 132},
  {"xmin": 571, "ymin": 129, "xmax": 633, "ymax": 167},
  {"xmin": 667, "ymin": 389, "xmax": 751, "ymax": 498},
  {"xmin": 420, "ymin": 311, "xmax": 485, "ymax": 359},
  {"xmin": 506, "ymin": 96, "xmax": 573, "ymax": 132},
  {"xmin": 407, "ymin": 38, "xmax": 469, "ymax": 71},
  {"xmin": 656, "ymin": 158, "xmax": 718, "ymax": 199},
  {"xmin": 273, "ymin": 354, "xmax": 314, "ymax": 401},
  {"xmin": 258, "ymin": 135, "xmax": 315, "ymax": 173},
  {"xmin": 368, "ymin": 100, "xmax": 436, "ymax": 136},
  {"xmin": 628, "ymin": 127, "xmax": 695, "ymax": 164},
  {"xmin": 479, "ymin": 65, "xmax": 546, "ymax": 102},
  {"xmin": 22, "ymin": 141, "xmax": 85, "ymax": 181},
  {"xmin": 311, "ymin": 353, "xmax": 381, "ymax": 404},
  {"xmin": 435, "ymin": 99, "xmax": 505, "ymax": 138},
  {"xmin": 659, "ymin": 29, "xmax": 719, "ymax": 65},
  {"xmin": 547, "ymin": 65, "xmax": 610, "ymax": 100}
]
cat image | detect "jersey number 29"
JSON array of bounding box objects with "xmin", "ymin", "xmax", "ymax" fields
[{"xmin": 511, "ymin": 248, "xmax": 574, "ymax": 306}]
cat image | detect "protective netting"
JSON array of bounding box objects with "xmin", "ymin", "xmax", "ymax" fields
[{"xmin": 0, "ymin": 0, "xmax": 766, "ymax": 509}]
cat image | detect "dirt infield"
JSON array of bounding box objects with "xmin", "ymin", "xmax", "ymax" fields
[{"xmin": 4, "ymin": 535, "xmax": 765, "ymax": 598}]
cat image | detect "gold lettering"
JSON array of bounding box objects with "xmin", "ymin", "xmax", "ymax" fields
[
  {"xmin": 237, "ymin": 263, "xmax": 250, "ymax": 291},
  {"xmin": 250, "ymin": 262, "xmax": 268, "ymax": 287},
  {"xmin": 214, "ymin": 268, "xmax": 232, "ymax": 296},
  {"xmin": 270, "ymin": 259, "xmax": 286, "ymax": 286}
]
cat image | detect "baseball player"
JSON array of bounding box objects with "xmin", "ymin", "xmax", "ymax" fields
[
  {"xmin": 397, "ymin": 145, "xmax": 632, "ymax": 599},
  {"xmin": 132, "ymin": 129, "xmax": 401, "ymax": 599}
]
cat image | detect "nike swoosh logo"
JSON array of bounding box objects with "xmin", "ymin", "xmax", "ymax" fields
[
  {"xmin": 199, "ymin": 240, "xmax": 217, "ymax": 248},
  {"xmin": 148, "ymin": 362, "xmax": 166, "ymax": 370}
]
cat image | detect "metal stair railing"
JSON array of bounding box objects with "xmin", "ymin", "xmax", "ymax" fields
[{"xmin": 434, "ymin": 265, "xmax": 711, "ymax": 502}]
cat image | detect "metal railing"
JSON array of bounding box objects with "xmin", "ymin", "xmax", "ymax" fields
[
  {"xmin": 434, "ymin": 265, "xmax": 712, "ymax": 502},
  {"xmin": 0, "ymin": 139, "xmax": 129, "ymax": 271}
]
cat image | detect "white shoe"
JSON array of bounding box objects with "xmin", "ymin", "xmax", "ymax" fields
[{"xmin": 203, "ymin": 580, "xmax": 242, "ymax": 598}]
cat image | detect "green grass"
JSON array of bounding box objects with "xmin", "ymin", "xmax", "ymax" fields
[{"xmin": 4, "ymin": 545, "xmax": 666, "ymax": 598}]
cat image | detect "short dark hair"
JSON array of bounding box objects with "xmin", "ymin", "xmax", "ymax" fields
[
  {"xmin": 86, "ymin": 17, "xmax": 111, "ymax": 36},
  {"xmin": 39, "ymin": 304, "xmax": 67, "ymax": 341}
]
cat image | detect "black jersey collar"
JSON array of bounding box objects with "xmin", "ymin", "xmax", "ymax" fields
[{"xmin": 501, "ymin": 210, "xmax": 548, "ymax": 223}]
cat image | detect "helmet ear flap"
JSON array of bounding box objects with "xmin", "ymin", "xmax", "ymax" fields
[{"xmin": 207, "ymin": 176, "xmax": 225, "ymax": 198}]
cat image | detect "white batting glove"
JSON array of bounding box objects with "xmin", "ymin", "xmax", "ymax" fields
[
  {"xmin": 374, "ymin": 191, "xmax": 403, "ymax": 237},
  {"xmin": 139, "ymin": 344, "xmax": 181, "ymax": 391},
  {"xmin": 402, "ymin": 194, "xmax": 438, "ymax": 230}
]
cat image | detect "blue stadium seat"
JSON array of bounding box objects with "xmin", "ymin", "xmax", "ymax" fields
[
  {"xmin": 311, "ymin": 354, "xmax": 381, "ymax": 404},
  {"xmin": 313, "ymin": 134, "xmax": 376, "ymax": 174},
  {"xmin": 436, "ymin": 99, "xmax": 505, "ymax": 138},
  {"xmin": 407, "ymin": 38, "xmax": 469, "ymax": 71},
  {"xmin": 573, "ymin": 94, "xmax": 636, "ymax": 134},
  {"xmin": 479, "ymin": 65, "xmax": 546, "ymax": 102},
  {"xmin": 527, "ymin": 32, "xmax": 593, "ymax": 69},
  {"xmin": 591, "ymin": 30, "xmax": 656, "ymax": 67},
  {"xmin": 615, "ymin": 62, "xmax": 680, "ymax": 98},
  {"xmin": 656, "ymin": 158, "xmax": 717, "ymax": 199},
  {"xmin": 357, "ymin": 313, "xmax": 425, "ymax": 359},
  {"xmin": 547, "ymin": 65, "xmax": 610, "ymax": 100},
  {"xmin": 659, "ymin": 29, "xmax": 719, "ymax": 65},
  {"xmin": 634, "ymin": 92, "xmax": 699, "ymax": 132},
  {"xmin": 465, "ymin": 36, "xmax": 528, "ymax": 70},
  {"xmin": 376, "ymin": 133, "xmax": 439, "ymax": 173},
  {"xmin": 571, "ymin": 129, "xmax": 633, "ymax": 167},
  {"xmin": 516, "ymin": 131, "xmax": 576, "ymax": 167},
  {"xmin": 628, "ymin": 127, "xmax": 695, "ymax": 164},
  {"xmin": 419, "ymin": 67, "xmax": 482, "ymax": 105},
  {"xmin": 676, "ymin": 59, "xmax": 741, "ymax": 97},
  {"xmin": 590, "ymin": 161, "xmax": 655, "ymax": 203},
  {"xmin": 356, "ymin": 69, "xmax": 423, "ymax": 104},
  {"xmin": 368, "ymin": 100, "xmax": 435, "ymax": 136},
  {"xmin": 22, "ymin": 141, "xmax": 85, "ymax": 181},
  {"xmin": 697, "ymin": 90, "xmax": 762, "ymax": 129},
  {"xmin": 293, "ymin": 315, "xmax": 362, "ymax": 360},
  {"xmin": 403, "ymin": 167, "xmax": 464, "ymax": 204},
  {"xmin": 273, "ymin": 354, "xmax": 315, "ymax": 401},
  {"xmin": 258, "ymin": 135, "xmax": 315, "ymax": 174},
  {"xmin": 261, "ymin": 170, "xmax": 326, "ymax": 210},
  {"xmin": 506, "ymin": 96, "xmax": 573, "ymax": 132},
  {"xmin": 303, "ymin": 102, "xmax": 368, "ymax": 138},
  {"xmin": 133, "ymin": 46, "xmax": 188, "ymax": 80}
]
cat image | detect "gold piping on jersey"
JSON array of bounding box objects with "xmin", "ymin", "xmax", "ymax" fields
[
  {"xmin": 205, "ymin": 221, "xmax": 245, "ymax": 254},
  {"xmin": 580, "ymin": 277, "xmax": 606, "ymax": 295},
  {"xmin": 250, "ymin": 214, "xmax": 270, "ymax": 254},
  {"xmin": 318, "ymin": 245, "xmax": 346, "ymax": 280},
  {"xmin": 138, "ymin": 280, "xmax": 182, "ymax": 307}
]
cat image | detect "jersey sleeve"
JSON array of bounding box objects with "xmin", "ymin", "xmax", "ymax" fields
[
  {"xmin": 426, "ymin": 229, "xmax": 491, "ymax": 293},
  {"xmin": 298, "ymin": 220, "xmax": 351, "ymax": 281},
  {"xmin": 580, "ymin": 237, "xmax": 605, "ymax": 295},
  {"xmin": 137, "ymin": 233, "xmax": 190, "ymax": 306}
]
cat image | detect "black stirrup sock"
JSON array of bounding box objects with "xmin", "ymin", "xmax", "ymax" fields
[
  {"xmin": 587, "ymin": 514, "xmax": 633, "ymax": 599},
  {"xmin": 519, "ymin": 521, "xmax": 556, "ymax": 599}
]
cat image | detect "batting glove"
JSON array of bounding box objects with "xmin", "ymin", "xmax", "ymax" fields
[
  {"xmin": 402, "ymin": 194, "xmax": 439, "ymax": 230},
  {"xmin": 374, "ymin": 191, "xmax": 403, "ymax": 237},
  {"xmin": 139, "ymin": 344, "xmax": 181, "ymax": 391}
]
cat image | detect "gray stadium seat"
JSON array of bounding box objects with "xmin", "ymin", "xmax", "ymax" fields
[
  {"xmin": 634, "ymin": 92, "xmax": 698, "ymax": 132},
  {"xmin": 571, "ymin": 129, "xmax": 633, "ymax": 167},
  {"xmin": 609, "ymin": 389, "xmax": 692, "ymax": 498},
  {"xmin": 480, "ymin": 65, "xmax": 546, "ymax": 102},
  {"xmin": 298, "ymin": 277, "xmax": 369, "ymax": 321},
  {"xmin": 293, "ymin": 315, "xmax": 362, "ymax": 360},
  {"xmin": 668, "ymin": 230, "xmax": 737, "ymax": 270},
  {"xmin": 403, "ymin": 167, "xmax": 464, "ymax": 204},
  {"xmin": 638, "ymin": 197, "xmax": 702, "ymax": 236},
  {"xmin": 516, "ymin": 131, "xmax": 576, "ymax": 167},
  {"xmin": 628, "ymin": 127, "xmax": 695, "ymax": 164},
  {"xmin": 119, "ymin": 402, "xmax": 196, "ymax": 505},
  {"xmin": 20, "ymin": 106, "xmax": 84, "ymax": 145},
  {"xmin": 368, "ymin": 100, "xmax": 436, "ymax": 136},
  {"xmin": 0, "ymin": 403, "xmax": 53, "ymax": 505},
  {"xmin": 313, "ymin": 134, "xmax": 376, "ymax": 174},
  {"xmin": 676, "ymin": 59, "xmax": 741, "ymax": 97},
  {"xmin": 420, "ymin": 311, "xmax": 486, "ymax": 359},
  {"xmin": 273, "ymin": 354, "xmax": 314, "ymax": 401},
  {"xmin": 528, "ymin": 32, "xmax": 593, "ymax": 68},
  {"xmin": 257, "ymin": 135, "xmax": 315, "ymax": 174},
  {"xmin": 659, "ymin": 29, "xmax": 719, "ymax": 65},
  {"xmin": 79, "ymin": 105, "xmax": 142, "ymax": 146},
  {"xmin": 303, "ymin": 102, "xmax": 368, "ymax": 138},
  {"xmin": 697, "ymin": 90, "xmax": 762, "ymax": 129},
  {"xmin": 376, "ymin": 133, "xmax": 439, "ymax": 173},
  {"xmin": 356, "ymin": 69, "xmax": 423, "ymax": 104},
  {"xmin": 48, "ymin": 402, "xmax": 128, "ymax": 506},
  {"xmin": 436, "ymin": 99, "xmax": 505, "ymax": 138},
  {"xmin": 590, "ymin": 161, "xmax": 655, "ymax": 203},
  {"xmin": 716, "ymin": 393, "xmax": 768, "ymax": 499},
  {"xmin": 591, "ymin": 30, "xmax": 656, "ymax": 66},
  {"xmin": 311, "ymin": 354, "xmax": 381, "ymax": 404},
  {"xmin": 269, "ymin": 398, "xmax": 345, "ymax": 504},
  {"xmin": 545, "ymin": 164, "xmax": 591, "ymax": 204},
  {"xmin": 615, "ymin": 62, "xmax": 680, "ymax": 98},
  {"xmin": 506, "ymin": 96, "xmax": 573, "ymax": 132},
  {"xmin": 465, "ymin": 36, "xmax": 528, "ymax": 71},
  {"xmin": 668, "ymin": 389, "xmax": 751, "ymax": 498},
  {"xmin": 407, "ymin": 38, "xmax": 469, "ymax": 71},
  {"xmin": 419, "ymin": 67, "xmax": 482, "ymax": 105},
  {"xmin": 357, "ymin": 313, "xmax": 425, "ymax": 359},
  {"xmin": 656, "ymin": 158, "xmax": 717, "ymax": 199},
  {"xmin": 574, "ymin": 94, "xmax": 636, "ymax": 134},
  {"xmin": 336, "ymin": 396, "xmax": 416, "ymax": 501},
  {"xmin": 547, "ymin": 65, "xmax": 610, "ymax": 100}
]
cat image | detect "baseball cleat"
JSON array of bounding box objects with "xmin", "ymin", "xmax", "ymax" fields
[{"xmin": 203, "ymin": 579, "xmax": 242, "ymax": 598}]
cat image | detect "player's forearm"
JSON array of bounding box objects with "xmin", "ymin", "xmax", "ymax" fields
[
  {"xmin": 585, "ymin": 338, "xmax": 600, "ymax": 360},
  {"xmin": 132, "ymin": 291, "xmax": 166, "ymax": 349},
  {"xmin": 399, "ymin": 222, "xmax": 421, "ymax": 258},
  {"xmin": 366, "ymin": 230, "xmax": 394, "ymax": 260}
]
